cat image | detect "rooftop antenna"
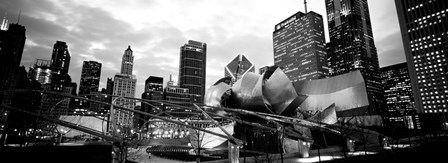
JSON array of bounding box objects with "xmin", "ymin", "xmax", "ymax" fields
[
  {"xmin": 304, "ymin": 0, "xmax": 308, "ymax": 13},
  {"xmin": 1, "ymin": 11, "xmax": 8, "ymax": 30},
  {"xmin": 17, "ymin": 10, "xmax": 21, "ymax": 24}
]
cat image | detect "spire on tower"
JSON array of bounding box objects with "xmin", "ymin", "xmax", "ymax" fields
[
  {"xmin": 304, "ymin": 0, "xmax": 308, "ymax": 13},
  {"xmin": 17, "ymin": 10, "xmax": 21, "ymax": 24}
]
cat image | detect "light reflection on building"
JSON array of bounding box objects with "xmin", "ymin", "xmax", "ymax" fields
[{"xmin": 29, "ymin": 59, "xmax": 52, "ymax": 85}]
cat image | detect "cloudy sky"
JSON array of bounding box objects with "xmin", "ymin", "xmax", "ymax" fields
[{"xmin": 0, "ymin": 0, "xmax": 406, "ymax": 98}]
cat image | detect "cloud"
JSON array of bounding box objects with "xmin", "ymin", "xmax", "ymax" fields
[{"xmin": 1, "ymin": 0, "xmax": 406, "ymax": 100}]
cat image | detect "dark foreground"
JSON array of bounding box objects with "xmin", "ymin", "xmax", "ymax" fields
[
  {"xmin": 0, "ymin": 143, "xmax": 115, "ymax": 163},
  {"xmin": 1, "ymin": 137, "xmax": 448, "ymax": 163},
  {"xmin": 322, "ymin": 139, "xmax": 448, "ymax": 163}
]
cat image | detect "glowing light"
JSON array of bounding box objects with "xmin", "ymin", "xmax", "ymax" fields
[
  {"xmin": 348, "ymin": 151, "xmax": 377, "ymax": 156},
  {"xmin": 388, "ymin": 144, "xmax": 411, "ymax": 148},
  {"xmin": 341, "ymin": 7, "xmax": 351, "ymax": 16},
  {"xmin": 298, "ymin": 156, "xmax": 342, "ymax": 163}
]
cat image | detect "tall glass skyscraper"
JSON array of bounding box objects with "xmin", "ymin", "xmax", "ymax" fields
[
  {"xmin": 79, "ymin": 60, "xmax": 102, "ymax": 95},
  {"xmin": 179, "ymin": 40, "xmax": 206, "ymax": 104},
  {"xmin": 395, "ymin": 0, "xmax": 448, "ymax": 114},
  {"xmin": 0, "ymin": 21, "xmax": 26, "ymax": 127},
  {"xmin": 273, "ymin": 11, "xmax": 328, "ymax": 83},
  {"xmin": 326, "ymin": 0, "xmax": 384, "ymax": 117}
]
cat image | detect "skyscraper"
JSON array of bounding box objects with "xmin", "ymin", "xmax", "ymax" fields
[
  {"xmin": 111, "ymin": 45, "xmax": 137, "ymax": 128},
  {"xmin": 326, "ymin": 0, "xmax": 384, "ymax": 116},
  {"xmin": 395, "ymin": 0, "xmax": 448, "ymax": 115},
  {"xmin": 79, "ymin": 61, "xmax": 102, "ymax": 95},
  {"xmin": 273, "ymin": 11, "xmax": 328, "ymax": 83},
  {"xmin": 49, "ymin": 41, "xmax": 72, "ymax": 89},
  {"xmin": 0, "ymin": 22, "xmax": 26, "ymax": 91},
  {"xmin": 139, "ymin": 76, "xmax": 163, "ymax": 128},
  {"xmin": 38, "ymin": 41, "xmax": 75, "ymax": 126},
  {"xmin": 106, "ymin": 77, "xmax": 114, "ymax": 95},
  {"xmin": 50, "ymin": 41, "xmax": 71, "ymax": 75},
  {"xmin": 105, "ymin": 77, "xmax": 114, "ymax": 105},
  {"xmin": 224, "ymin": 53, "xmax": 255, "ymax": 82},
  {"xmin": 0, "ymin": 19, "xmax": 26, "ymax": 128},
  {"xmin": 39, "ymin": 41, "xmax": 76, "ymax": 119},
  {"xmin": 381, "ymin": 62, "xmax": 418, "ymax": 129},
  {"xmin": 179, "ymin": 40, "xmax": 206, "ymax": 104},
  {"xmin": 121, "ymin": 46, "xmax": 134, "ymax": 75},
  {"xmin": 144, "ymin": 76, "xmax": 163, "ymax": 92}
]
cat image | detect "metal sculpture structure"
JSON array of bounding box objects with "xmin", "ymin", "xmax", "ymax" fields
[
  {"xmin": 204, "ymin": 66, "xmax": 382, "ymax": 153},
  {"xmin": 0, "ymin": 66, "xmax": 384, "ymax": 162}
]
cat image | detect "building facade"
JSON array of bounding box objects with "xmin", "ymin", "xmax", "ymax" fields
[
  {"xmin": 89, "ymin": 91, "xmax": 108, "ymax": 114},
  {"xmin": 179, "ymin": 40, "xmax": 207, "ymax": 104},
  {"xmin": 29, "ymin": 59, "xmax": 52, "ymax": 85},
  {"xmin": 37, "ymin": 41, "xmax": 76, "ymax": 127},
  {"xmin": 106, "ymin": 77, "xmax": 114, "ymax": 95},
  {"xmin": 139, "ymin": 76, "xmax": 164, "ymax": 128},
  {"xmin": 381, "ymin": 62, "xmax": 419, "ymax": 129},
  {"xmin": 164, "ymin": 75, "xmax": 193, "ymax": 118},
  {"xmin": 326, "ymin": 0, "xmax": 384, "ymax": 116},
  {"xmin": 164, "ymin": 85, "xmax": 192, "ymax": 118},
  {"xmin": 144, "ymin": 76, "xmax": 163, "ymax": 92},
  {"xmin": 105, "ymin": 77, "xmax": 114, "ymax": 106},
  {"xmin": 0, "ymin": 23, "xmax": 26, "ymax": 87},
  {"xmin": 395, "ymin": 0, "xmax": 448, "ymax": 115},
  {"xmin": 224, "ymin": 53, "xmax": 255, "ymax": 82},
  {"xmin": 50, "ymin": 41, "xmax": 71, "ymax": 76},
  {"xmin": 48, "ymin": 41, "xmax": 73, "ymax": 91},
  {"xmin": 39, "ymin": 84, "xmax": 73, "ymax": 118},
  {"xmin": 79, "ymin": 61, "xmax": 102, "ymax": 95},
  {"xmin": 0, "ymin": 23, "xmax": 26, "ymax": 89},
  {"xmin": 121, "ymin": 46, "xmax": 134, "ymax": 76},
  {"xmin": 111, "ymin": 46, "xmax": 137, "ymax": 129},
  {"xmin": 78, "ymin": 61, "xmax": 102, "ymax": 114},
  {"xmin": 273, "ymin": 11, "xmax": 328, "ymax": 83},
  {"xmin": 0, "ymin": 20, "xmax": 26, "ymax": 128}
]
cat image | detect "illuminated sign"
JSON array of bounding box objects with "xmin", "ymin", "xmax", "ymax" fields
[{"xmin": 276, "ymin": 15, "xmax": 297, "ymax": 30}]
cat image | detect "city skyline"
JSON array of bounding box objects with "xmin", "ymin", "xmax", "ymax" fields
[{"xmin": 0, "ymin": 0, "xmax": 405, "ymax": 98}]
